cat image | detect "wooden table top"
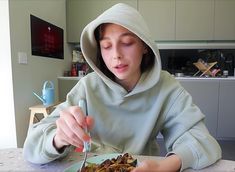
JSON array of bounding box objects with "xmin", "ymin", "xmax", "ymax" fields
[{"xmin": 0, "ymin": 148, "xmax": 234, "ymax": 172}]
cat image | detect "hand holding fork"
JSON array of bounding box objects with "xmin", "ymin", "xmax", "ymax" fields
[{"xmin": 78, "ymin": 99, "xmax": 91, "ymax": 172}]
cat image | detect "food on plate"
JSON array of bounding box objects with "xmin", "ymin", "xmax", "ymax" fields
[{"xmin": 79, "ymin": 153, "xmax": 137, "ymax": 172}]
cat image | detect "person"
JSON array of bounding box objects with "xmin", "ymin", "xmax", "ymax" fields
[{"xmin": 23, "ymin": 3, "xmax": 221, "ymax": 171}]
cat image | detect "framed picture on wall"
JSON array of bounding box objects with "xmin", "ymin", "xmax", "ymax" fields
[{"xmin": 30, "ymin": 14, "xmax": 64, "ymax": 59}]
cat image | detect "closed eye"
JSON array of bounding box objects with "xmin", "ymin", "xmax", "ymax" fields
[
  {"xmin": 100, "ymin": 42, "xmax": 111, "ymax": 50},
  {"xmin": 122, "ymin": 42, "xmax": 133, "ymax": 46},
  {"xmin": 101, "ymin": 45, "xmax": 111, "ymax": 50}
]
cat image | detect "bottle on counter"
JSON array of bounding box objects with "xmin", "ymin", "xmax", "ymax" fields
[{"xmin": 71, "ymin": 64, "xmax": 77, "ymax": 76}]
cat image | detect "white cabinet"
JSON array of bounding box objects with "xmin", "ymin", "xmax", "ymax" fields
[
  {"xmin": 66, "ymin": 0, "xmax": 137, "ymax": 43},
  {"xmin": 179, "ymin": 79, "xmax": 219, "ymax": 137},
  {"xmin": 178, "ymin": 78, "xmax": 235, "ymax": 139},
  {"xmin": 101, "ymin": 0, "xmax": 137, "ymax": 9},
  {"xmin": 66, "ymin": 0, "xmax": 235, "ymax": 42},
  {"xmin": 138, "ymin": 0, "xmax": 175, "ymax": 41},
  {"xmin": 214, "ymin": 0, "xmax": 235, "ymax": 40},
  {"xmin": 175, "ymin": 0, "xmax": 214, "ymax": 40},
  {"xmin": 217, "ymin": 81, "xmax": 235, "ymax": 138}
]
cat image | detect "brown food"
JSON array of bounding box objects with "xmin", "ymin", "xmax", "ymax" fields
[{"xmin": 79, "ymin": 153, "xmax": 137, "ymax": 172}]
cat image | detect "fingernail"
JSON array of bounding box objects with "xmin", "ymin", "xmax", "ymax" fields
[
  {"xmin": 83, "ymin": 135, "xmax": 90, "ymax": 142},
  {"xmin": 75, "ymin": 147, "xmax": 83, "ymax": 152}
]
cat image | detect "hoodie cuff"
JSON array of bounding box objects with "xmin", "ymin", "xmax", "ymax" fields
[
  {"xmin": 166, "ymin": 144, "xmax": 195, "ymax": 171},
  {"xmin": 43, "ymin": 128, "xmax": 69, "ymax": 160},
  {"xmin": 44, "ymin": 128, "xmax": 60, "ymax": 156}
]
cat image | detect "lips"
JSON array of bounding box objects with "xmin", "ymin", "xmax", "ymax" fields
[{"xmin": 114, "ymin": 64, "xmax": 128, "ymax": 73}]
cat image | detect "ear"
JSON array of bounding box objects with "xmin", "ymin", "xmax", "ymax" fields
[{"xmin": 143, "ymin": 46, "xmax": 148, "ymax": 55}]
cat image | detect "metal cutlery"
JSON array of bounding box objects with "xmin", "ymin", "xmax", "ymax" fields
[{"xmin": 78, "ymin": 99, "xmax": 91, "ymax": 172}]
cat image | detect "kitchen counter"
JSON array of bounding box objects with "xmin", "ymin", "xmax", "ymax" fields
[
  {"xmin": 58, "ymin": 76, "xmax": 235, "ymax": 81},
  {"xmin": 0, "ymin": 148, "xmax": 235, "ymax": 172},
  {"xmin": 58, "ymin": 76, "xmax": 82, "ymax": 80},
  {"xmin": 175, "ymin": 76, "xmax": 235, "ymax": 80}
]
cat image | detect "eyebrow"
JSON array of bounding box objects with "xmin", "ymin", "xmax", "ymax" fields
[{"xmin": 100, "ymin": 32, "xmax": 137, "ymax": 41}]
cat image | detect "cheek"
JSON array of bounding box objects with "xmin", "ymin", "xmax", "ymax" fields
[
  {"xmin": 101, "ymin": 50, "xmax": 108, "ymax": 59},
  {"xmin": 133, "ymin": 51, "xmax": 144, "ymax": 66},
  {"xmin": 125, "ymin": 48, "xmax": 144, "ymax": 61},
  {"xmin": 124, "ymin": 44, "xmax": 144, "ymax": 56},
  {"xmin": 101, "ymin": 51, "xmax": 111, "ymax": 67}
]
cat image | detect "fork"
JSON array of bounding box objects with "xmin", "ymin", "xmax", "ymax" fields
[
  {"xmin": 79, "ymin": 144, "xmax": 88, "ymax": 172},
  {"xmin": 78, "ymin": 99, "xmax": 91, "ymax": 172}
]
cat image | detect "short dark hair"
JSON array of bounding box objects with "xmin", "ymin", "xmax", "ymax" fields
[{"xmin": 94, "ymin": 24, "xmax": 155, "ymax": 80}]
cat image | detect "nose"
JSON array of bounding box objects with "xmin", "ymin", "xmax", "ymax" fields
[{"xmin": 112, "ymin": 45, "xmax": 122, "ymax": 60}]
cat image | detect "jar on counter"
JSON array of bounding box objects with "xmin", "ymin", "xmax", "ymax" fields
[{"xmin": 223, "ymin": 70, "xmax": 228, "ymax": 77}]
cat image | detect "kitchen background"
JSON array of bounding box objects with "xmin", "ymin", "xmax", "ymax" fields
[
  {"xmin": 1, "ymin": 0, "xmax": 235, "ymax": 161},
  {"xmin": 70, "ymin": 47, "xmax": 235, "ymax": 78},
  {"xmin": 69, "ymin": 47, "xmax": 235, "ymax": 77},
  {"xmin": 160, "ymin": 49, "xmax": 235, "ymax": 77}
]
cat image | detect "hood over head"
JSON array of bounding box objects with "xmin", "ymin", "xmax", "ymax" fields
[{"xmin": 80, "ymin": 3, "xmax": 162, "ymax": 95}]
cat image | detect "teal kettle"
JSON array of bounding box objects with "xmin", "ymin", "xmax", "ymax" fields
[{"xmin": 33, "ymin": 81, "xmax": 55, "ymax": 106}]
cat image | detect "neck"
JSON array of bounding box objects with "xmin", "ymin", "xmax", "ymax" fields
[{"xmin": 115, "ymin": 74, "xmax": 141, "ymax": 92}]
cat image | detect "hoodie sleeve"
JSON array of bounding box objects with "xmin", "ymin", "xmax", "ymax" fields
[
  {"xmin": 23, "ymin": 81, "xmax": 86, "ymax": 164},
  {"xmin": 161, "ymin": 88, "xmax": 222, "ymax": 171},
  {"xmin": 23, "ymin": 101, "xmax": 73, "ymax": 164}
]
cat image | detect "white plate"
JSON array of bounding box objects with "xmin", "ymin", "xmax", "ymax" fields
[{"xmin": 64, "ymin": 153, "xmax": 120, "ymax": 172}]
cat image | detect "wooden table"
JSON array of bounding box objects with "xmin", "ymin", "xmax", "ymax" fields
[
  {"xmin": 28, "ymin": 103, "xmax": 58, "ymax": 126},
  {"xmin": 0, "ymin": 148, "xmax": 234, "ymax": 171}
]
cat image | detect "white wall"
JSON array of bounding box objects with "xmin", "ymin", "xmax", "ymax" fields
[
  {"xmin": 7, "ymin": 0, "xmax": 72, "ymax": 147},
  {"xmin": 0, "ymin": 0, "xmax": 17, "ymax": 148}
]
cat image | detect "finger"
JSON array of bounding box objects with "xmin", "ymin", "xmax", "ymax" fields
[
  {"xmin": 60, "ymin": 110, "xmax": 90, "ymax": 142},
  {"xmin": 58, "ymin": 129, "xmax": 84, "ymax": 148},
  {"xmin": 56, "ymin": 118, "xmax": 84, "ymax": 147},
  {"xmin": 69, "ymin": 106, "xmax": 87, "ymax": 127}
]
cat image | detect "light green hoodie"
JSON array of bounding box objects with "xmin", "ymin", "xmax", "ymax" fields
[{"xmin": 23, "ymin": 3, "xmax": 221, "ymax": 170}]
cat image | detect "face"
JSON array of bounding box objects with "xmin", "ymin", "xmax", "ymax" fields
[{"xmin": 99, "ymin": 23, "xmax": 147, "ymax": 90}]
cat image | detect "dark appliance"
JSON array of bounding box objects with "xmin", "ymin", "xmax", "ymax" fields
[
  {"xmin": 30, "ymin": 15, "xmax": 64, "ymax": 59},
  {"xmin": 160, "ymin": 49, "xmax": 198, "ymax": 76}
]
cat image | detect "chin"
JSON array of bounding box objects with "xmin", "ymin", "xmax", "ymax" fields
[{"xmin": 114, "ymin": 74, "xmax": 128, "ymax": 80}]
